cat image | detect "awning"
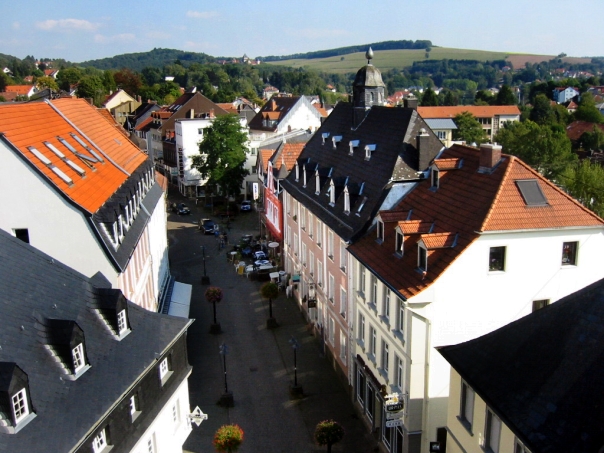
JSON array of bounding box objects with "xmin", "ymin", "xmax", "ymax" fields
[{"xmin": 167, "ymin": 282, "xmax": 192, "ymax": 318}]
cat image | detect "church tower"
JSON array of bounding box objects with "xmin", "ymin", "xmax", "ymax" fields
[{"xmin": 352, "ymin": 48, "xmax": 386, "ymax": 128}]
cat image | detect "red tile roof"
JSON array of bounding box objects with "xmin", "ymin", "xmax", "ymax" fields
[
  {"xmin": 259, "ymin": 148, "xmax": 275, "ymax": 173},
  {"xmin": 278, "ymin": 143, "xmax": 305, "ymax": 171},
  {"xmin": 417, "ymin": 105, "xmax": 520, "ymax": 119},
  {"xmin": 566, "ymin": 121, "xmax": 604, "ymax": 141},
  {"xmin": 2, "ymin": 85, "xmax": 34, "ymax": 95},
  {"xmin": 349, "ymin": 144, "xmax": 604, "ymax": 299},
  {"xmin": 313, "ymin": 104, "xmax": 328, "ymax": 117},
  {"xmin": 0, "ymin": 98, "xmax": 148, "ymax": 214}
]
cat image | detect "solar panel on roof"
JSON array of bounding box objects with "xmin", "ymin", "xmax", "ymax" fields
[{"xmin": 516, "ymin": 179, "xmax": 548, "ymax": 206}]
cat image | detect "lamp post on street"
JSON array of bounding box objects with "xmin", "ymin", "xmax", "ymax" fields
[
  {"xmin": 201, "ymin": 245, "xmax": 210, "ymax": 284},
  {"xmin": 218, "ymin": 342, "xmax": 234, "ymax": 406},
  {"xmin": 289, "ymin": 336, "xmax": 303, "ymax": 398}
]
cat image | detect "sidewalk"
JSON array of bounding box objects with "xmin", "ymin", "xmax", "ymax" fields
[{"xmin": 168, "ymin": 196, "xmax": 378, "ymax": 452}]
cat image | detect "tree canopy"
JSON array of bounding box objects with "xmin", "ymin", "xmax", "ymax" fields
[
  {"xmin": 494, "ymin": 120, "xmax": 576, "ymax": 180},
  {"xmin": 559, "ymin": 159, "xmax": 604, "ymax": 218},
  {"xmin": 452, "ymin": 112, "xmax": 488, "ymax": 144},
  {"xmin": 191, "ymin": 115, "xmax": 249, "ymax": 198},
  {"xmin": 573, "ymin": 92, "xmax": 604, "ymax": 123},
  {"xmin": 495, "ymin": 85, "xmax": 517, "ymax": 105},
  {"xmin": 315, "ymin": 420, "xmax": 345, "ymax": 453},
  {"xmin": 421, "ymin": 87, "xmax": 438, "ymax": 106}
]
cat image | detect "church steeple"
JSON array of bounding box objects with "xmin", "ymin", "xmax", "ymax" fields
[{"xmin": 352, "ymin": 47, "xmax": 385, "ymax": 128}]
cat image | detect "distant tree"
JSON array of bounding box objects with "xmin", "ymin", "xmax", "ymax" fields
[
  {"xmin": 529, "ymin": 94, "xmax": 554, "ymax": 125},
  {"xmin": 573, "ymin": 92, "xmax": 604, "ymax": 123},
  {"xmin": 580, "ymin": 125, "xmax": 604, "ymax": 151},
  {"xmin": 36, "ymin": 76, "xmax": 59, "ymax": 91},
  {"xmin": 113, "ymin": 68, "xmax": 142, "ymax": 97},
  {"xmin": 495, "ymin": 85, "xmax": 517, "ymax": 105},
  {"xmin": 559, "ymin": 159, "xmax": 604, "ymax": 217},
  {"xmin": 57, "ymin": 67, "xmax": 82, "ymax": 91},
  {"xmin": 76, "ymin": 75, "xmax": 105, "ymax": 106},
  {"xmin": 452, "ymin": 112, "xmax": 488, "ymax": 144},
  {"xmin": 191, "ymin": 114, "xmax": 249, "ymax": 200},
  {"xmin": 0, "ymin": 95, "xmax": 5, "ymax": 102},
  {"xmin": 141, "ymin": 66, "xmax": 163, "ymax": 85},
  {"xmin": 102, "ymin": 70, "xmax": 117, "ymax": 93},
  {"xmin": 494, "ymin": 120, "xmax": 576, "ymax": 180},
  {"xmin": 552, "ymin": 104, "xmax": 571, "ymax": 126},
  {"xmin": 475, "ymin": 90, "xmax": 494, "ymax": 105},
  {"xmin": 442, "ymin": 90, "xmax": 458, "ymax": 106},
  {"xmin": 315, "ymin": 420, "xmax": 345, "ymax": 453},
  {"xmin": 421, "ymin": 87, "xmax": 438, "ymax": 106},
  {"xmin": 0, "ymin": 72, "xmax": 7, "ymax": 92}
]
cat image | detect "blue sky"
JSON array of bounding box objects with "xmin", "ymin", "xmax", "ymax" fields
[{"xmin": 2, "ymin": 0, "xmax": 603, "ymax": 62}]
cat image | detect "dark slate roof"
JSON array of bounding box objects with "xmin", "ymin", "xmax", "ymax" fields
[
  {"xmin": 438, "ymin": 278, "xmax": 604, "ymax": 453},
  {"xmin": 91, "ymin": 160, "xmax": 162, "ymax": 272},
  {"xmin": 0, "ymin": 229, "xmax": 191, "ymax": 452},
  {"xmin": 280, "ymin": 102, "xmax": 443, "ymax": 242}
]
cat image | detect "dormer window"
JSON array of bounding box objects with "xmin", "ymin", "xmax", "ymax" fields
[
  {"xmin": 117, "ymin": 309, "xmax": 128, "ymax": 335},
  {"xmin": 0, "ymin": 363, "xmax": 37, "ymax": 434},
  {"xmin": 315, "ymin": 173, "xmax": 320, "ymax": 195},
  {"xmin": 72, "ymin": 343, "xmax": 86, "ymax": 373},
  {"xmin": 344, "ymin": 187, "xmax": 350, "ymax": 214},
  {"xmin": 44, "ymin": 319, "xmax": 90, "ymax": 379},
  {"xmin": 377, "ymin": 220, "xmax": 384, "ymax": 242},
  {"xmin": 322, "ymin": 132, "xmax": 330, "ymax": 145},
  {"xmin": 303, "ymin": 165, "xmax": 307, "ymax": 187},
  {"xmin": 329, "ymin": 180, "xmax": 335, "ymax": 206},
  {"xmin": 365, "ymin": 144, "xmax": 376, "ymax": 160},
  {"xmin": 332, "ymin": 136, "xmax": 342, "ymax": 149},
  {"xmin": 356, "ymin": 196, "xmax": 367, "ymax": 216},
  {"xmin": 159, "ymin": 354, "xmax": 173, "ymax": 386},
  {"xmin": 396, "ymin": 231, "xmax": 404, "ymax": 255},
  {"xmin": 349, "ymin": 140, "xmax": 359, "ymax": 155},
  {"xmin": 12, "ymin": 389, "xmax": 29, "ymax": 424},
  {"xmin": 295, "ymin": 162, "xmax": 299, "ymax": 182},
  {"xmin": 431, "ymin": 168, "xmax": 440, "ymax": 189},
  {"xmin": 418, "ymin": 244, "xmax": 427, "ymax": 271},
  {"xmin": 92, "ymin": 427, "xmax": 111, "ymax": 453}
]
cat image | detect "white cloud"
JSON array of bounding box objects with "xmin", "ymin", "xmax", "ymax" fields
[
  {"xmin": 12, "ymin": 22, "xmax": 20, "ymax": 30},
  {"xmin": 35, "ymin": 18, "xmax": 99, "ymax": 32},
  {"xmin": 186, "ymin": 10, "xmax": 219, "ymax": 19},
  {"xmin": 94, "ymin": 33, "xmax": 136, "ymax": 44},
  {"xmin": 286, "ymin": 28, "xmax": 349, "ymax": 39},
  {"xmin": 145, "ymin": 31, "xmax": 171, "ymax": 40}
]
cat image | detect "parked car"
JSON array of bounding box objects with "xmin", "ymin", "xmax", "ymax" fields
[
  {"xmin": 240, "ymin": 200, "xmax": 252, "ymax": 212},
  {"xmin": 199, "ymin": 218, "xmax": 217, "ymax": 234},
  {"xmin": 177, "ymin": 203, "xmax": 191, "ymax": 215}
]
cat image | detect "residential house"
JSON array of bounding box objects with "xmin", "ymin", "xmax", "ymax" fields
[
  {"xmin": 552, "ymin": 86, "xmax": 580, "ymax": 103},
  {"xmin": 248, "ymin": 95, "xmax": 323, "ymax": 137},
  {"xmin": 146, "ymin": 88, "xmax": 229, "ymax": 185},
  {"xmin": 438, "ymin": 277, "xmax": 604, "ymax": 453},
  {"xmin": 103, "ymin": 89, "xmax": 142, "ymax": 127},
  {"xmin": 424, "ymin": 118, "xmax": 457, "ymax": 147},
  {"xmin": 216, "ymin": 97, "xmax": 258, "ymax": 125},
  {"xmin": 0, "ymin": 229, "xmax": 195, "ymax": 453},
  {"xmin": 43, "ymin": 68, "xmax": 60, "ymax": 79},
  {"xmin": 1, "ymin": 84, "xmax": 38, "ymax": 100},
  {"xmin": 417, "ymin": 105, "xmax": 520, "ymax": 141},
  {"xmin": 263, "ymin": 86, "xmax": 279, "ymax": 100},
  {"xmin": 0, "ymin": 97, "xmax": 181, "ymax": 312},
  {"xmin": 565, "ymin": 120, "xmax": 604, "ymax": 149},
  {"xmin": 280, "ymin": 52, "xmax": 443, "ymax": 390},
  {"xmin": 347, "ymin": 143, "xmax": 604, "ymax": 453},
  {"xmin": 125, "ymin": 101, "xmax": 162, "ymax": 153}
]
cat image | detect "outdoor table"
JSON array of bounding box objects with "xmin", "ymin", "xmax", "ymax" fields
[
  {"xmin": 269, "ymin": 272, "xmax": 280, "ymax": 282},
  {"xmin": 255, "ymin": 259, "xmax": 270, "ymax": 267}
]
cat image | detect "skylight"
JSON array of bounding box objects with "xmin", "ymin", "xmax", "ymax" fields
[
  {"xmin": 51, "ymin": 167, "xmax": 74, "ymax": 185},
  {"xmin": 28, "ymin": 146, "xmax": 51, "ymax": 165},
  {"xmin": 44, "ymin": 142, "xmax": 86, "ymax": 176},
  {"xmin": 515, "ymin": 179, "xmax": 548, "ymax": 206},
  {"xmin": 43, "ymin": 141, "xmax": 66, "ymax": 159},
  {"xmin": 70, "ymin": 134, "xmax": 104, "ymax": 162}
]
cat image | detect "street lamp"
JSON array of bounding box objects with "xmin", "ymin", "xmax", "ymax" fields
[
  {"xmin": 289, "ymin": 336, "xmax": 303, "ymax": 398},
  {"xmin": 201, "ymin": 245, "xmax": 210, "ymax": 285},
  {"xmin": 218, "ymin": 342, "xmax": 234, "ymax": 407}
]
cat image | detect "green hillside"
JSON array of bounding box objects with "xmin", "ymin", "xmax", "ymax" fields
[
  {"xmin": 267, "ymin": 47, "xmax": 511, "ymax": 73},
  {"xmin": 78, "ymin": 48, "xmax": 215, "ymax": 71}
]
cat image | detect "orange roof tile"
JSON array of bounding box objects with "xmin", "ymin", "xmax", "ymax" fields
[
  {"xmin": 2, "ymin": 85, "xmax": 34, "ymax": 95},
  {"xmin": 313, "ymin": 104, "xmax": 328, "ymax": 117},
  {"xmin": 0, "ymin": 98, "xmax": 148, "ymax": 214},
  {"xmin": 418, "ymin": 105, "xmax": 520, "ymax": 119},
  {"xmin": 434, "ymin": 158, "xmax": 462, "ymax": 170},
  {"xmin": 259, "ymin": 149, "xmax": 275, "ymax": 173},
  {"xmin": 349, "ymin": 144, "xmax": 604, "ymax": 299},
  {"xmin": 279, "ymin": 143, "xmax": 305, "ymax": 171}
]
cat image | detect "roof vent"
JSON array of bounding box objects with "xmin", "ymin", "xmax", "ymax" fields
[
  {"xmin": 332, "ymin": 135, "xmax": 342, "ymax": 149},
  {"xmin": 322, "ymin": 132, "xmax": 330, "ymax": 145},
  {"xmin": 365, "ymin": 144, "xmax": 376, "ymax": 160},
  {"xmin": 349, "ymin": 140, "xmax": 359, "ymax": 155}
]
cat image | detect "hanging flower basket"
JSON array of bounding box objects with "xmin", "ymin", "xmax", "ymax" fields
[
  {"xmin": 213, "ymin": 424, "xmax": 244, "ymax": 453},
  {"xmin": 205, "ymin": 286, "xmax": 223, "ymax": 304}
]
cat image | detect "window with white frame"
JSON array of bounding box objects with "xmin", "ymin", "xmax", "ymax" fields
[
  {"xmin": 172, "ymin": 400, "xmax": 181, "ymax": 425},
  {"xmin": 328, "ymin": 230, "xmax": 334, "ymax": 259},
  {"xmin": 562, "ymin": 241, "xmax": 578, "ymax": 265},
  {"xmin": 316, "ymin": 219, "xmax": 322, "ymax": 247},
  {"xmin": 92, "ymin": 428, "xmax": 109, "ymax": 453},
  {"xmin": 340, "ymin": 287, "xmax": 347, "ymax": 318},
  {"xmin": 117, "ymin": 309, "xmax": 128, "ymax": 335},
  {"xmin": 72, "ymin": 343, "xmax": 86, "ymax": 373},
  {"xmin": 370, "ymin": 326, "xmax": 377, "ymax": 359},
  {"xmin": 147, "ymin": 434, "xmax": 156, "ymax": 453},
  {"xmin": 371, "ymin": 276, "xmax": 378, "ymax": 305},
  {"xmin": 159, "ymin": 356, "xmax": 172, "ymax": 385},
  {"xmin": 397, "ymin": 298, "xmax": 405, "ymax": 333},
  {"xmin": 431, "ymin": 168, "xmax": 440, "ymax": 189},
  {"xmin": 308, "ymin": 213, "xmax": 314, "ymax": 237},
  {"xmin": 395, "ymin": 355, "xmax": 403, "ymax": 389},
  {"xmin": 381, "ymin": 340, "xmax": 389, "ymax": 373},
  {"xmin": 383, "ymin": 289, "xmax": 390, "ymax": 320},
  {"xmin": 358, "ymin": 313, "xmax": 365, "ymax": 344},
  {"xmin": 287, "ymin": 226, "xmax": 291, "ymax": 248},
  {"xmin": 340, "ymin": 241, "xmax": 347, "ymax": 272},
  {"xmin": 12, "ymin": 388, "xmax": 29, "ymax": 424},
  {"xmin": 484, "ymin": 408, "xmax": 502, "ymax": 453},
  {"xmin": 395, "ymin": 231, "xmax": 403, "ymax": 255},
  {"xmin": 328, "ymin": 316, "xmax": 335, "ymax": 344},
  {"xmin": 317, "ymin": 260, "xmax": 323, "ymax": 287},
  {"xmin": 377, "ymin": 220, "xmax": 384, "ymax": 242},
  {"xmin": 359, "ymin": 265, "xmax": 366, "ymax": 295},
  {"xmin": 459, "ymin": 380, "xmax": 475, "ymax": 431},
  {"xmin": 301, "ymin": 207, "xmax": 306, "ymax": 229},
  {"xmin": 309, "ymin": 252, "xmax": 315, "ymax": 276},
  {"xmin": 340, "ymin": 331, "xmax": 347, "ymax": 363},
  {"xmin": 328, "ymin": 273, "xmax": 335, "ymax": 302},
  {"xmin": 489, "ymin": 246, "xmax": 506, "ymax": 272},
  {"xmin": 302, "ymin": 243, "xmax": 307, "ymax": 267},
  {"xmin": 418, "ymin": 245, "xmax": 427, "ymax": 271},
  {"xmin": 294, "ymin": 233, "xmax": 299, "ymax": 256},
  {"xmin": 130, "ymin": 393, "xmax": 141, "ymax": 421}
]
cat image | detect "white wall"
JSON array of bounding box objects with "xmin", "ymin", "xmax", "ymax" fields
[
  {"xmin": 276, "ymin": 99, "xmax": 322, "ymax": 134},
  {"xmin": 0, "ymin": 142, "xmax": 118, "ymax": 286},
  {"xmin": 128, "ymin": 377, "xmax": 193, "ymax": 453},
  {"xmin": 147, "ymin": 189, "xmax": 170, "ymax": 303}
]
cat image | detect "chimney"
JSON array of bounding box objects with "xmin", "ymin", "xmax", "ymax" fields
[
  {"xmin": 404, "ymin": 97, "xmax": 418, "ymax": 110},
  {"xmin": 209, "ymin": 109, "xmax": 215, "ymax": 118},
  {"xmin": 190, "ymin": 108, "xmax": 195, "ymax": 119},
  {"xmin": 271, "ymin": 99, "xmax": 277, "ymax": 111},
  {"xmin": 417, "ymin": 128, "xmax": 431, "ymax": 170},
  {"xmin": 137, "ymin": 95, "xmax": 141, "ymax": 103},
  {"xmin": 478, "ymin": 143, "xmax": 502, "ymax": 173}
]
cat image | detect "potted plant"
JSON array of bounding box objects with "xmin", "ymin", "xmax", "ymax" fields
[
  {"xmin": 213, "ymin": 424, "xmax": 244, "ymax": 453},
  {"xmin": 206, "ymin": 286, "xmax": 223, "ymax": 334}
]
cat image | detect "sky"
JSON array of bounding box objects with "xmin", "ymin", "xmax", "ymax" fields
[{"xmin": 2, "ymin": 0, "xmax": 603, "ymax": 63}]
